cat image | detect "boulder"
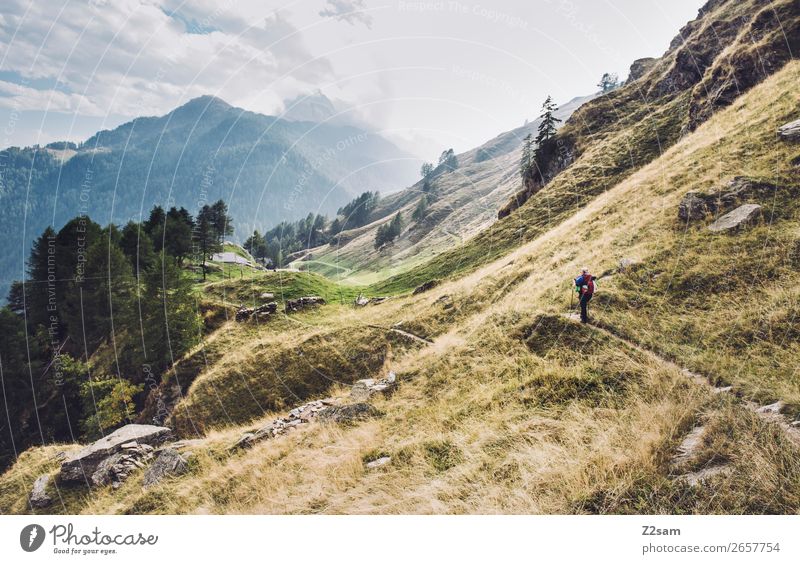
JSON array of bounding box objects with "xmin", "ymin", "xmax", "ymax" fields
[
  {"xmin": 778, "ymin": 118, "xmax": 800, "ymax": 141},
  {"xmin": 368, "ymin": 296, "xmax": 389, "ymax": 305},
  {"xmin": 60, "ymin": 424, "xmax": 172, "ymax": 484},
  {"xmin": 318, "ymin": 402, "xmax": 380, "ymax": 424},
  {"xmin": 260, "ymin": 292, "xmax": 275, "ymax": 300},
  {"xmin": 708, "ymin": 204, "xmax": 762, "ymax": 233},
  {"xmin": 284, "ymin": 296, "xmax": 325, "ymax": 313},
  {"xmin": 354, "ymin": 294, "xmax": 369, "ymax": 307},
  {"xmin": 29, "ymin": 474, "xmax": 52, "ymax": 509},
  {"xmin": 142, "ymin": 448, "xmax": 189, "ymax": 487},
  {"xmin": 678, "ymin": 191, "xmax": 708, "ymax": 221},
  {"xmin": 412, "ymin": 279, "xmax": 440, "ymax": 295}
]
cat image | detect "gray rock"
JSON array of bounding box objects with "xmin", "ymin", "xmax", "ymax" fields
[
  {"xmin": 778, "ymin": 118, "xmax": 800, "ymax": 141},
  {"xmin": 284, "ymin": 296, "xmax": 326, "ymax": 313},
  {"xmin": 318, "ymin": 402, "xmax": 380, "ymax": 424},
  {"xmin": 678, "ymin": 191, "xmax": 708, "ymax": 221},
  {"xmin": 708, "ymin": 204, "xmax": 762, "ymax": 232},
  {"xmin": 236, "ymin": 302, "xmax": 278, "ymax": 321},
  {"xmin": 350, "ymin": 372, "xmax": 397, "ymax": 401},
  {"xmin": 29, "ymin": 474, "xmax": 52, "ymax": 509},
  {"xmin": 354, "ymin": 294, "xmax": 369, "ymax": 307},
  {"xmin": 365, "ymin": 456, "xmax": 391, "ymax": 469},
  {"xmin": 260, "ymin": 292, "xmax": 275, "ymax": 300},
  {"xmin": 142, "ymin": 448, "xmax": 189, "ymax": 487},
  {"xmin": 231, "ymin": 398, "xmax": 335, "ymax": 450},
  {"xmin": 60, "ymin": 424, "xmax": 172, "ymax": 484}
]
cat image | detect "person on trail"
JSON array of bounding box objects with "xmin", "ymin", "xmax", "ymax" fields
[{"xmin": 574, "ymin": 267, "xmax": 597, "ymax": 323}]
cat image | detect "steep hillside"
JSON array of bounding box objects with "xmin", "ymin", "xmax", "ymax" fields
[
  {"xmin": 3, "ymin": 56, "xmax": 798, "ymax": 515},
  {"xmin": 290, "ymin": 94, "xmax": 595, "ymax": 285},
  {"xmin": 369, "ymin": 0, "xmax": 798, "ymax": 294},
  {"xmin": 0, "ymin": 95, "xmax": 418, "ymax": 298}
]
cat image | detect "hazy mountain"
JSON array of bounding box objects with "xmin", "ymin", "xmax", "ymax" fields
[{"xmin": 0, "ymin": 95, "xmax": 419, "ymax": 297}]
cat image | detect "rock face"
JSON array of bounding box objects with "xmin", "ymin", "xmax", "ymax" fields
[
  {"xmin": 236, "ymin": 302, "xmax": 277, "ymax": 321},
  {"xmin": 708, "ymin": 204, "xmax": 762, "ymax": 232},
  {"xmin": 778, "ymin": 118, "xmax": 800, "ymax": 141},
  {"xmin": 142, "ymin": 448, "xmax": 189, "ymax": 487},
  {"xmin": 29, "ymin": 474, "xmax": 52, "ymax": 508},
  {"xmin": 59, "ymin": 424, "xmax": 172, "ymax": 484},
  {"xmin": 350, "ymin": 372, "xmax": 397, "ymax": 401},
  {"xmin": 412, "ymin": 279, "xmax": 440, "ymax": 295},
  {"xmin": 318, "ymin": 402, "xmax": 380, "ymax": 424},
  {"xmin": 627, "ymin": 57, "xmax": 656, "ymax": 82},
  {"xmin": 232, "ymin": 399, "xmax": 335, "ymax": 450},
  {"xmin": 284, "ymin": 296, "xmax": 325, "ymax": 313}
]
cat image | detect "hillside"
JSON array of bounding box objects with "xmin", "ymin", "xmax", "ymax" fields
[
  {"xmin": 289, "ymin": 94, "xmax": 596, "ymax": 285},
  {"xmin": 0, "ymin": 95, "xmax": 418, "ymax": 298},
  {"xmin": 1, "ymin": 0, "xmax": 799, "ymax": 515}
]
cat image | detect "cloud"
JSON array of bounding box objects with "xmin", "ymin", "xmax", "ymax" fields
[
  {"xmin": 319, "ymin": 0, "xmax": 373, "ymax": 29},
  {"xmin": 0, "ymin": 0, "xmax": 335, "ymax": 122}
]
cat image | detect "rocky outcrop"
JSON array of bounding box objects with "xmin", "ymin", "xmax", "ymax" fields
[
  {"xmin": 708, "ymin": 204, "xmax": 762, "ymax": 232},
  {"xmin": 142, "ymin": 448, "xmax": 189, "ymax": 487},
  {"xmin": 627, "ymin": 57, "xmax": 656, "ymax": 82},
  {"xmin": 284, "ymin": 296, "xmax": 326, "ymax": 313},
  {"xmin": 778, "ymin": 118, "xmax": 800, "ymax": 141},
  {"xmin": 617, "ymin": 258, "xmax": 639, "ymax": 273},
  {"xmin": 354, "ymin": 294, "xmax": 369, "ymax": 307},
  {"xmin": 350, "ymin": 372, "xmax": 397, "ymax": 401},
  {"xmin": 232, "ymin": 399, "xmax": 335, "ymax": 450},
  {"xmin": 318, "ymin": 402, "xmax": 380, "ymax": 424},
  {"xmin": 59, "ymin": 424, "xmax": 172, "ymax": 484},
  {"xmin": 29, "ymin": 474, "xmax": 52, "ymax": 508},
  {"xmin": 413, "ymin": 279, "xmax": 440, "ymax": 295},
  {"xmin": 235, "ymin": 302, "xmax": 277, "ymax": 321}
]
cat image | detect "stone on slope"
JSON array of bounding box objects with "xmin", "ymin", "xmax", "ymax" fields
[
  {"xmin": 60, "ymin": 424, "xmax": 172, "ymax": 484},
  {"xmin": 365, "ymin": 456, "xmax": 391, "ymax": 469},
  {"xmin": 778, "ymin": 118, "xmax": 800, "ymax": 141},
  {"xmin": 707, "ymin": 204, "xmax": 761, "ymax": 233},
  {"xmin": 29, "ymin": 474, "xmax": 53, "ymax": 509},
  {"xmin": 318, "ymin": 402, "xmax": 380, "ymax": 424},
  {"xmin": 142, "ymin": 448, "xmax": 189, "ymax": 487},
  {"xmin": 678, "ymin": 191, "xmax": 708, "ymax": 221},
  {"xmin": 413, "ymin": 279, "xmax": 440, "ymax": 295},
  {"xmin": 284, "ymin": 296, "xmax": 326, "ymax": 313},
  {"xmin": 350, "ymin": 372, "xmax": 397, "ymax": 401}
]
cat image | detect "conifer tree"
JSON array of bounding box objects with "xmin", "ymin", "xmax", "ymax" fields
[{"xmin": 534, "ymin": 96, "xmax": 561, "ymax": 146}]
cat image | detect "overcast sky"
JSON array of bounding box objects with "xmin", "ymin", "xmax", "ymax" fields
[{"xmin": 0, "ymin": 0, "xmax": 704, "ymax": 159}]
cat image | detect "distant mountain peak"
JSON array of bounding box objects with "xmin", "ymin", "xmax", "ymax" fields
[{"xmin": 281, "ymin": 91, "xmax": 337, "ymax": 123}]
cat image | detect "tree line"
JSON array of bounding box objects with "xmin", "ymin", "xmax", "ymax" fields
[{"xmin": 0, "ymin": 200, "xmax": 233, "ymax": 471}]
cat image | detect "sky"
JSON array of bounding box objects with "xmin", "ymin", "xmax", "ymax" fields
[{"xmin": 0, "ymin": 0, "xmax": 705, "ymax": 159}]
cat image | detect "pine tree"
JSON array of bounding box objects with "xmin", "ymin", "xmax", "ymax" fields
[
  {"xmin": 535, "ymin": 96, "xmax": 561, "ymax": 146},
  {"xmin": 520, "ymin": 133, "xmax": 534, "ymax": 178}
]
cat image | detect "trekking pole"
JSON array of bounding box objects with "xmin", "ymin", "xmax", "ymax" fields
[{"xmin": 569, "ymin": 285, "xmax": 574, "ymax": 311}]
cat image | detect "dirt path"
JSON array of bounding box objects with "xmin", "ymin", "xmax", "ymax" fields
[
  {"xmin": 562, "ymin": 313, "xmax": 800, "ymax": 446},
  {"xmin": 365, "ymin": 324, "xmax": 434, "ymax": 345}
]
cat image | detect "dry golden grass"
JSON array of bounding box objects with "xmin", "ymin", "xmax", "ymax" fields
[{"xmin": 2, "ymin": 62, "xmax": 799, "ymax": 516}]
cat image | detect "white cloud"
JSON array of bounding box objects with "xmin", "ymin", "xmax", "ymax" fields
[
  {"xmin": 319, "ymin": 0, "xmax": 373, "ymax": 29},
  {"xmin": 0, "ymin": 0, "xmax": 335, "ymax": 121}
]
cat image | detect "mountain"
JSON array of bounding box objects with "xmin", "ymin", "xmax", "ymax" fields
[
  {"xmin": 0, "ymin": 95, "xmax": 419, "ymax": 297},
  {"xmin": 2, "ymin": 0, "xmax": 800, "ymax": 515}
]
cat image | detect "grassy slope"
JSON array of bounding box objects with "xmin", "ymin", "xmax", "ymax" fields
[{"xmin": 3, "ymin": 62, "xmax": 799, "ymax": 514}]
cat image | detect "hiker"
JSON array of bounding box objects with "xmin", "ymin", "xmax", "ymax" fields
[{"xmin": 574, "ymin": 267, "xmax": 597, "ymax": 323}]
